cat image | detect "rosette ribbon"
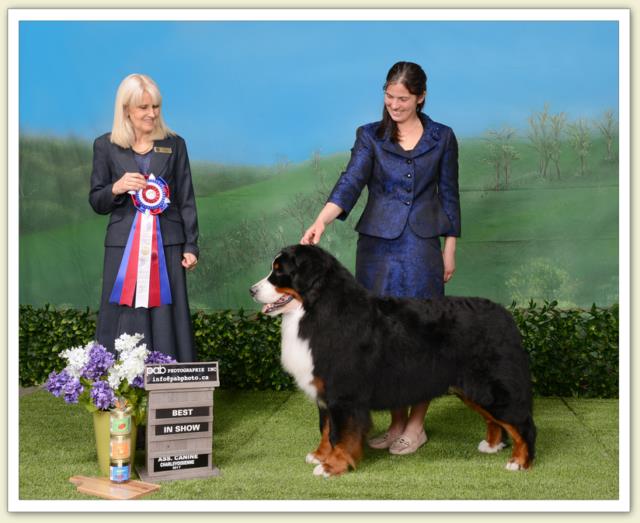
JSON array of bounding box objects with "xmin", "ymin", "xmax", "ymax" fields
[{"xmin": 109, "ymin": 174, "xmax": 172, "ymax": 308}]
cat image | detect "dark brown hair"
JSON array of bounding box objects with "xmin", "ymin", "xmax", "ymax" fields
[{"xmin": 376, "ymin": 61, "xmax": 427, "ymax": 142}]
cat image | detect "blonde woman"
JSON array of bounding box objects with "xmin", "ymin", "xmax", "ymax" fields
[{"xmin": 89, "ymin": 73, "xmax": 199, "ymax": 361}]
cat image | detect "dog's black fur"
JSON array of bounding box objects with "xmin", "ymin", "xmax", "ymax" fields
[{"xmin": 258, "ymin": 244, "xmax": 536, "ymax": 475}]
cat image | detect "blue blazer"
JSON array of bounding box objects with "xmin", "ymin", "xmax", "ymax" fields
[{"xmin": 328, "ymin": 114, "xmax": 461, "ymax": 240}]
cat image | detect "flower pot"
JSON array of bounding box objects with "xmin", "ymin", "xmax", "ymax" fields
[{"xmin": 92, "ymin": 411, "xmax": 137, "ymax": 477}]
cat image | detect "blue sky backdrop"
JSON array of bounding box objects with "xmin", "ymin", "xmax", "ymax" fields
[{"xmin": 20, "ymin": 20, "xmax": 618, "ymax": 165}]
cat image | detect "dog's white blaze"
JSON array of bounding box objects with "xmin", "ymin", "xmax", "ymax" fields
[
  {"xmin": 252, "ymin": 276, "xmax": 281, "ymax": 303},
  {"xmin": 281, "ymin": 307, "xmax": 317, "ymax": 400}
]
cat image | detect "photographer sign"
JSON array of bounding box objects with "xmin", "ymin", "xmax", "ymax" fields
[{"xmin": 138, "ymin": 362, "xmax": 220, "ymax": 482}]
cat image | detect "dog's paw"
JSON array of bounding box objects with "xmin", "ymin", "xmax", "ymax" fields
[
  {"xmin": 306, "ymin": 453, "xmax": 321, "ymax": 465},
  {"xmin": 478, "ymin": 440, "xmax": 507, "ymax": 454},
  {"xmin": 505, "ymin": 460, "xmax": 524, "ymax": 471},
  {"xmin": 313, "ymin": 463, "xmax": 330, "ymax": 478}
]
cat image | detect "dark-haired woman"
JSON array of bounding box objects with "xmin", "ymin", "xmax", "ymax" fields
[{"xmin": 301, "ymin": 61, "xmax": 461, "ymax": 455}]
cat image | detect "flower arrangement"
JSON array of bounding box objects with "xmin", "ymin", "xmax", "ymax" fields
[{"xmin": 44, "ymin": 333, "xmax": 175, "ymax": 424}]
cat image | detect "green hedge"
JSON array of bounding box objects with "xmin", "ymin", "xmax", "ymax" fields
[{"xmin": 19, "ymin": 302, "xmax": 618, "ymax": 398}]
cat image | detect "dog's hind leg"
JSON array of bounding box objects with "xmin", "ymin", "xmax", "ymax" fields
[
  {"xmin": 306, "ymin": 407, "xmax": 332, "ymax": 465},
  {"xmin": 456, "ymin": 393, "xmax": 532, "ymax": 470}
]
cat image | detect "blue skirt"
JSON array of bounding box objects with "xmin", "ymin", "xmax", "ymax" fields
[{"xmin": 355, "ymin": 224, "xmax": 444, "ymax": 299}]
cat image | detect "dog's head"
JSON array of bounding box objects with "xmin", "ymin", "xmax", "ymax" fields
[{"xmin": 249, "ymin": 244, "xmax": 334, "ymax": 316}]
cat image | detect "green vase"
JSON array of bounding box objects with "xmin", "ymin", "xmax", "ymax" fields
[{"xmin": 92, "ymin": 410, "xmax": 137, "ymax": 477}]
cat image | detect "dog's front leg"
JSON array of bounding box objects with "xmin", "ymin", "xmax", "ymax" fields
[
  {"xmin": 306, "ymin": 406, "xmax": 332, "ymax": 465},
  {"xmin": 313, "ymin": 405, "xmax": 370, "ymax": 477}
]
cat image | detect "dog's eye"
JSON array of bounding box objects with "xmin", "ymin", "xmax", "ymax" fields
[{"xmin": 273, "ymin": 262, "xmax": 281, "ymax": 271}]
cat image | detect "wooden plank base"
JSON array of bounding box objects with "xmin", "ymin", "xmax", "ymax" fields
[
  {"xmin": 136, "ymin": 464, "xmax": 221, "ymax": 483},
  {"xmin": 69, "ymin": 475, "xmax": 161, "ymax": 500}
]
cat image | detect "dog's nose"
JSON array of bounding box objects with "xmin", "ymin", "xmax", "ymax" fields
[{"xmin": 249, "ymin": 285, "xmax": 257, "ymax": 298}]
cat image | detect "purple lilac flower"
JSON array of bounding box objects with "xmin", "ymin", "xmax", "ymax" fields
[
  {"xmin": 62, "ymin": 377, "xmax": 84, "ymax": 404},
  {"xmin": 90, "ymin": 380, "xmax": 116, "ymax": 410},
  {"xmin": 44, "ymin": 370, "xmax": 73, "ymax": 397},
  {"xmin": 130, "ymin": 375, "xmax": 144, "ymax": 389},
  {"xmin": 83, "ymin": 343, "xmax": 115, "ymax": 381},
  {"xmin": 145, "ymin": 351, "xmax": 176, "ymax": 365}
]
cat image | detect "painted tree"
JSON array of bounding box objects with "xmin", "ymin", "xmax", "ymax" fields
[
  {"xmin": 499, "ymin": 128, "xmax": 520, "ymax": 189},
  {"xmin": 567, "ymin": 119, "xmax": 592, "ymax": 176},
  {"xmin": 527, "ymin": 103, "xmax": 553, "ymax": 178},
  {"xmin": 595, "ymin": 109, "xmax": 618, "ymax": 161},
  {"xmin": 483, "ymin": 131, "xmax": 503, "ymax": 190},
  {"xmin": 483, "ymin": 127, "xmax": 519, "ymax": 190},
  {"xmin": 549, "ymin": 112, "xmax": 566, "ymax": 179}
]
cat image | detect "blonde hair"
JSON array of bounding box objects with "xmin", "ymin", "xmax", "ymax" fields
[{"xmin": 110, "ymin": 73, "xmax": 174, "ymax": 148}]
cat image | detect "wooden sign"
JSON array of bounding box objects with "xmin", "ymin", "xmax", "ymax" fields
[{"xmin": 137, "ymin": 362, "xmax": 221, "ymax": 482}]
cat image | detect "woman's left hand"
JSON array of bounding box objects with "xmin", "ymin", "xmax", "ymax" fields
[
  {"xmin": 442, "ymin": 236, "xmax": 457, "ymax": 283},
  {"xmin": 182, "ymin": 252, "xmax": 198, "ymax": 270}
]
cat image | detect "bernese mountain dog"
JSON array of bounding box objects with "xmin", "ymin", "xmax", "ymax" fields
[{"xmin": 250, "ymin": 244, "xmax": 536, "ymax": 477}]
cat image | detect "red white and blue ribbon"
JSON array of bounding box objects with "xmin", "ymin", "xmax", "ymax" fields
[{"xmin": 109, "ymin": 174, "xmax": 172, "ymax": 308}]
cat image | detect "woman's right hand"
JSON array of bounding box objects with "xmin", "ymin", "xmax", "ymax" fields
[
  {"xmin": 112, "ymin": 172, "xmax": 147, "ymax": 195},
  {"xmin": 301, "ymin": 220, "xmax": 325, "ymax": 245}
]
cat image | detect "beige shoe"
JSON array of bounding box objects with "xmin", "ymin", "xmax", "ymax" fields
[
  {"xmin": 389, "ymin": 430, "xmax": 428, "ymax": 455},
  {"xmin": 368, "ymin": 431, "xmax": 402, "ymax": 449}
]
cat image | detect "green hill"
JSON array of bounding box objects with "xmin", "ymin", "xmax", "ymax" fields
[{"xmin": 19, "ymin": 134, "xmax": 619, "ymax": 310}]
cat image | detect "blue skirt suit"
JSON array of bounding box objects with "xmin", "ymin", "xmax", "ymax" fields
[{"xmin": 327, "ymin": 113, "xmax": 461, "ymax": 300}]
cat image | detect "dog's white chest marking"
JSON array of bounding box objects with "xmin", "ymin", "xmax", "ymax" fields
[{"xmin": 281, "ymin": 308, "xmax": 317, "ymax": 400}]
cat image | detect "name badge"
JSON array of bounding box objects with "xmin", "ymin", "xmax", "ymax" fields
[{"xmin": 154, "ymin": 146, "xmax": 172, "ymax": 154}]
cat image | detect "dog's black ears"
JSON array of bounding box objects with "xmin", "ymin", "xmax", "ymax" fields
[{"xmin": 286, "ymin": 245, "xmax": 329, "ymax": 305}]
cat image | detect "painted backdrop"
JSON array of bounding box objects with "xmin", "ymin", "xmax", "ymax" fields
[{"xmin": 19, "ymin": 19, "xmax": 620, "ymax": 310}]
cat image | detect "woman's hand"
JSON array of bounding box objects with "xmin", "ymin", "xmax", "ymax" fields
[
  {"xmin": 182, "ymin": 252, "xmax": 198, "ymax": 271},
  {"xmin": 300, "ymin": 203, "xmax": 344, "ymax": 245},
  {"xmin": 112, "ymin": 172, "xmax": 147, "ymax": 195},
  {"xmin": 442, "ymin": 236, "xmax": 457, "ymax": 283},
  {"xmin": 301, "ymin": 220, "xmax": 326, "ymax": 245}
]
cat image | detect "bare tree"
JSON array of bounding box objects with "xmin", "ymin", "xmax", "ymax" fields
[
  {"xmin": 483, "ymin": 131, "xmax": 503, "ymax": 190},
  {"xmin": 595, "ymin": 109, "xmax": 617, "ymax": 161},
  {"xmin": 483, "ymin": 127, "xmax": 519, "ymax": 190},
  {"xmin": 549, "ymin": 112, "xmax": 566, "ymax": 179},
  {"xmin": 567, "ymin": 119, "xmax": 592, "ymax": 176},
  {"xmin": 527, "ymin": 103, "xmax": 553, "ymax": 178},
  {"xmin": 283, "ymin": 192, "xmax": 320, "ymax": 238}
]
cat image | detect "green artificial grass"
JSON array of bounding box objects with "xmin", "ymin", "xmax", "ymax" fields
[{"xmin": 19, "ymin": 389, "xmax": 619, "ymax": 501}]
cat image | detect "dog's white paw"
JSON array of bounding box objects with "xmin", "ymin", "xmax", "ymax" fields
[
  {"xmin": 306, "ymin": 453, "xmax": 321, "ymax": 465},
  {"xmin": 478, "ymin": 440, "xmax": 507, "ymax": 454},
  {"xmin": 505, "ymin": 460, "xmax": 523, "ymax": 471},
  {"xmin": 313, "ymin": 464, "xmax": 329, "ymax": 478}
]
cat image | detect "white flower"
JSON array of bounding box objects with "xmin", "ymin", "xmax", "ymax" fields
[
  {"xmin": 107, "ymin": 333, "xmax": 150, "ymax": 388},
  {"xmin": 60, "ymin": 345, "xmax": 90, "ymax": 378},
  {"xmin": 107, "ymin": 366, "xmax": 123, "ymax": 390},
  {"xmin": 119, "ymin": 345, "xmax": 149, "ymax": 384},
  {"xmin": 114, "ymin": 333, "xmax": 144, "ymax": 355}
]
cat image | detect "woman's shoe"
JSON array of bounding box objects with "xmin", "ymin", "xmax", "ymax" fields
[
  {"xmin": 389, "ymin": 430, "xmax": 428, "ymax": 455},
  {"xmin": 368, "ymin": 431, "xmax": 402, "ymax": 449}
]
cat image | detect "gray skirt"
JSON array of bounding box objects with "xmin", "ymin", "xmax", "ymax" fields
[{"xmin": 96, "ymin": 243, "xmax": 196, "ymax": 362}]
